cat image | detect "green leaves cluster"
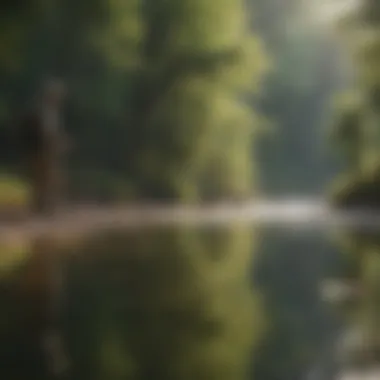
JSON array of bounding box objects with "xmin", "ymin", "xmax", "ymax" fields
[
  {"xmin": 122, "ymin": 0, "xmax": 268, "ymax": 201},
  {"xmin": 329, "ymin": 0, "xmax": 380, "ymax": 206},
  {"xmin": 328, "ymin": 0, "xmax": 380, "ymax": 368},
  {"xmin": 0, "ymin": 0, "xmax": 268, "ymax": 202}
]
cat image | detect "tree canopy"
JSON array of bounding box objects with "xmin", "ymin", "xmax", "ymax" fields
[{"xmin": 0, "ymin": 0, "xmax": 268, "ymax": 203}]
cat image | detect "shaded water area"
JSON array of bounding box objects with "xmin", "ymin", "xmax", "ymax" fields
[{"xmin": 0, "ymin": 205, "xmax": 379, "ymax": 380}]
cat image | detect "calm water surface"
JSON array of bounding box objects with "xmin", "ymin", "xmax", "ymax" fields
[{"xmin": 0, "ymin": 211, "xmax": 377, "ymax": 380}]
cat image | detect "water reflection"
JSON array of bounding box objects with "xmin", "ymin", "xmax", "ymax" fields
[
  {"xmin": 333, "ymin": 232, "xmax": 380, "ymax": 368},
  {"xmin": 253, "ymin": 229, "xmax": 340, "ymax": 380},
  {"xmin": 0, "ymin": 224, "xmax": 264, "ymax": 380},
  {"xmin": 0, "ymin": 236, "xmax": 67, "ymax": 379},
  {"xmin": 0, "ymin": 216, "xmax": 379, "ymax": 380}
]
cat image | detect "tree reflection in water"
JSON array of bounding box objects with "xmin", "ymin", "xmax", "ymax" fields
[{"xmin": 62, "ymin": 224, "xmax": 264, "ymax": 380}]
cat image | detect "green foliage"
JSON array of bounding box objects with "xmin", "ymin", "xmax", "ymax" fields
[
  {"xmin": 328, "ymin": 0, "xmax": 380, "ymax": 208},
  {"xmin": 0, "ymin": 0, "xmax": 267, "ymax": 203},
  {"xmin": 89, "ymin": 0, "xmax": 142, "ymax": 70},
  {"xmin": 0, "ymin": 173, "xmax": 30, "ymax": 209},
  {"xmin": 328, "ymin": 0, "xmax": 380, "ymax": 369},
  {"xmin": 122, "ymin": 0, "xmax": 268, "ymax": 200},
  {"xmin": 0, "ymin": 239, "xmax": 31, "ymax": 279},
  {"xmin": 328, "ymin": 94, "xmax": 362, "ymax": 169},
  {"xmin": 0, "ymin": 0, "xmax": 47, "ymax": 71},
  {"xmin": 328, "ymin": 166, "xmax": 380, "ymax": 209}
]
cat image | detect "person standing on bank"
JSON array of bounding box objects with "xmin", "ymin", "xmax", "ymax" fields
[{"xmin": 18, "ymin": 79, "xmax": 70, "ymax": 215}]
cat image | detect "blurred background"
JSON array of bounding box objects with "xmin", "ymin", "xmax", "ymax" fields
[
  {"xmin": 1, "ymin": 1, "xmax": 380, "ymax": 380},
  {"xmin": 0, "ymin": 0, "xmax": 355, "ymax": 205}
]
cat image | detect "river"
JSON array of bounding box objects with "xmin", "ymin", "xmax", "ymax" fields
[{"xmin": 0, "ymin": 201, "xmax": 378, "ymax": 380}]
